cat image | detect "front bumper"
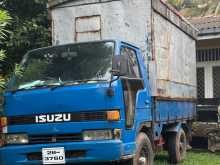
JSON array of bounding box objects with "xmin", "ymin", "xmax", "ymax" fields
[{"xmin": 0, "ymin": 140, "xmax": 126, "ymax": 165}]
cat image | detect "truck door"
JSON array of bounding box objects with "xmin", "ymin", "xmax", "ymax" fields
[
  {"xmin": 119, "ymin": 45, "xmax": 150, "ymax": 130},
  {"xmin": 121, "ymin": 46, "xmax": 141, "ymax": 128}
]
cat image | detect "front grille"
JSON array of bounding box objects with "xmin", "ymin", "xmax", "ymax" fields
[
  {"xmin": 27, "ymin": 150, "xmax": 86, "ymax": 160},
  {"xmin": 27, "ymin": 152, "xmax": 42, "ymax": 160},
  {"xmin": 7, "ymin": 111, "xmax": 107, "ymax": 125},
  {"xmin": 29, "ymin": 134, "xmax": 83, "ymax": 144}
]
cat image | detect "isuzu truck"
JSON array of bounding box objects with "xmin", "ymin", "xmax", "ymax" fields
[{"xmin": 0, "ymin": 0, "xmax": 197, "ymax": 165}]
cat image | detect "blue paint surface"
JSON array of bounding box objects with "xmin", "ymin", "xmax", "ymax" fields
[
  {"xmin": 0, "ymin": 40, "xmax": 196, "ymax": 165},
  {"xmin": 155, "ymin": 100, "xmax": 196, "ymax": 122},
  {"xmin": 0, "ymin": 140, "xmax": 124, "ymax": 165}
]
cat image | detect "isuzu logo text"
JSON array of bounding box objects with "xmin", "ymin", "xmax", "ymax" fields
[{"xmin": 35, "ymin": 113, "xmax": 71, "ymax": 123}]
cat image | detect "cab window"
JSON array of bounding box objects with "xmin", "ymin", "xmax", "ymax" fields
[{"xmin": 120, "ymin": 47, "xmax": 140, "ymax": 78}]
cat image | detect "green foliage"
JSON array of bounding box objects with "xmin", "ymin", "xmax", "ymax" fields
[
  {"xmin": 1, "ymin": 0, "xmax": 51, "ymax": 78},
  {"xmin": 155, "ymin": 150, "xmax": 220, "ymax": 165},
  {"xmin": 14, "ymin": 64, "xmax": 24, "ymax": 79},
  {"xmin": 0, "ymin": 9, "xmax": 11, "ymax": 89},
  {"xmin": 0, "ymin": 8, "xmax": 27, "ymax": 90},
  {"xmin": 20, "ymin": 59, "xmax": 47, "ymax": 82},
  {"xmin": 0, "ymin": 9, "xmax": 11, "ymax": 40},
  {"xmin": 168, "ymin": 0, "xmax": 185, "ymax": 10},
  {"xmin": 168, "ymin": 0, "xmax": 220, "ymax": 17},
  {"xmin": 0, "ymin": 50, "xmax": 6, "ymax": 62}
]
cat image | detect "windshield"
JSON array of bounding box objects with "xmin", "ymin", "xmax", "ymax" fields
[{"xmin": 7, "ymin": 41, "xmax": 115, "ymax": 91}]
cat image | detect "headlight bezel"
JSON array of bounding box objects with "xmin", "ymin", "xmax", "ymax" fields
[
  {"xmin": 5, "ymin": 134, "xmax": 29, "ymax": 145},
  {"xmin": 83, "ymin": 129, "xmax": 113, "ymax": 141}
]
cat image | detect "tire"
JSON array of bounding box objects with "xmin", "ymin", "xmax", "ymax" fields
[
  {"xmin": 167, "ymin": 129, "xmax": 187, "ymax": 164},
  {"xmin": 124, "ymin": 132, "xmax": 154, "ymax": 165}
]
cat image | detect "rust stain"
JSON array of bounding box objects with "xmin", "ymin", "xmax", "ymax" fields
[
  {"xmin": 160, "ymin": 0, "xmax": 187, "ymax": 20},
  {"xmin": 158, "ymin": 79, "xmax": 196, "ymax": 87},
  {"xmin": 76, "ymin": 30, "xmax": 101, "ymax": 33},
  {"xmin": 153, "ymin": 0, "xmax": 197, "ymax": 39},
  {"xmin": 75, "ymin": 15, "xmax": 101, "ymax": 20},
  {"xmin": 74, "ymin": 15, "xmax": 102, "ymax": 41},
  {"xmin": 155, "ymin": 96, "xmax": 197, "ymax": 102}
]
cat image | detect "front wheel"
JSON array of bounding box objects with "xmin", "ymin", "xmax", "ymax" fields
[{"xmin": 124, "ymin": 132, "xmax": 154, "ymax": 165}]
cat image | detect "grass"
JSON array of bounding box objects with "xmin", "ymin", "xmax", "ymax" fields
[{"xmin": 155, "ymin": 150, "xmax": 220, "ymax": 165}]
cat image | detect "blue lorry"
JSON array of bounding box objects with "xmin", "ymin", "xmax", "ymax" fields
[{"xmin": 0, "ymin": 0, "xmax": 197, "ymax": 165}]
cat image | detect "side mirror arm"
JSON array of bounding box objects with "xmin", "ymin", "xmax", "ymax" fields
[{"xmin": 109, "ymin": 75, "xmax": 120, "ymax": 88}]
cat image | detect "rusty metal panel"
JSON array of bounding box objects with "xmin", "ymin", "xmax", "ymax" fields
[
  {"xmin": 50, "ymin": 0, "xmax": 152, "ymax": 53},
  {"xmin": 150, "ymin": 10, "xmax": 197, "ymax": 99},
  {"xmin": 75, "ymin": 16, "xmax": 101, "ymax": 33},
  {"xmin": 49, "ymin": 0, "xmax": 197, "ymax": 99},
  {"xmin": 75, "ymin": 15, "xmax": 101, "ymax": 42},
  {"xmin": 152, "ymin": 0, "xmax": 198, "ymax": 39},
  {"xmin": 48, "ymin": 0, "xmax": 119, "ymax": 9}
]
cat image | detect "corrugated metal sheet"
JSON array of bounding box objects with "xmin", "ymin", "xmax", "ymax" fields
[
  {"xmin": 48, "ymin": 0, "xmax": 120, "ymax": 9},
  {"xmin": 49, "ymin": 0, "xmax": 197, "ymax": 99},
  {"xmin": 189, "ymin": 16, "xmax": 220, "ymax": 36},
  {"xmin": 150, "ymin": 11, "xmax": 197, "ymax": 99},
  {"xmin": 153, "ymin": 0, "xmax": 198, "ymax": 39}
]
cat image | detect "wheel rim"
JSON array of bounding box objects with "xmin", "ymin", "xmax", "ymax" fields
[
  {"xmin": 138, "ymin": 145, "xmax": 149, "ymax": 165},
  {"xmin": 179, "ymin": 132, "xmax": 186, "ymax": 158}
]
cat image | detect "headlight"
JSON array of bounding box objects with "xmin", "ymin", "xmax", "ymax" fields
[
  {"xmin": 6, "ymin": 134, "xmax": 28, "ymax": 145},
  {"xmin": 83, "ymin": 130, "xmax": 113, "ymax": 141},
  {"xmin": 0, "ymin": 134, "xmax": 6, "ymax": 147}
]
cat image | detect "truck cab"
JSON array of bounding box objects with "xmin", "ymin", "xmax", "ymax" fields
[
  {"xmin": 0, "ymin": 40, "xmax": 155, "ymax": 165},
  {"xmin": 0, "ymin": 0, "xmax": 197, "ymax": 165}
]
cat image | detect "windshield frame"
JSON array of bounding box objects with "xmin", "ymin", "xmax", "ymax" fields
[{"xmin": 6, "ymin": 40, "xmax": 116, "ymax": 92}]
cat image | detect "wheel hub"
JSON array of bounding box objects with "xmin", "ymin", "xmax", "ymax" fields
[{"xmin": 139, "ymin": 157, "xmax": 146, "ymax": 165}]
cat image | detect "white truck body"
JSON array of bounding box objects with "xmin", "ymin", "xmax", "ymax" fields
[{"xmin": 48, "ymin": 0, "xmax": 197, "ymax": 100}]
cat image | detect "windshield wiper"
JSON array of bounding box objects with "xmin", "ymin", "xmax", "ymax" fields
[
  {"xmin": 74, "ymin": 79, "xmax": 107, "ymax": 83},
  {"xmin": 8, "ymin": 79, "xmax": 107, "ymax": 93},
  {"xmin": 8, "ymin": 83, "xmax": 62, "ymax": 94},
  {"xmin": 32, "ymin": 84, "xmax": 62, "ymax": 89},
  {"xmin": 8, "ymin": 88, "xmax": 29, "ymax": 94},
  {"xmin": 50, "ymin": 79, "xmax": 107, "ymax": 90}
]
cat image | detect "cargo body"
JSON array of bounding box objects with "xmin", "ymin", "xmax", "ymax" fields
[
  {"xmin": 50, "ymin": 0, "xmax": 197, "ymax": 99},
  {"xmin": 0, "ymin": 0, "xmax": 197, "ymax": 165}
]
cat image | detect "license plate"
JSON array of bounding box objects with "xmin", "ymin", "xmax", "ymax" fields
[{"xmin": 42, "ymin": 147, "xmax": 66, "ymax": 164}]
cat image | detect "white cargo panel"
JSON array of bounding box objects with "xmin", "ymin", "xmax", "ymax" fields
[
  {"xmin": 50, "ymin": 0, "xmax": 151, "ymax": 54},
  {"xmin": 149, "ymin": 10, "xmax": 197, "ymax": 99},
  {"xmin": 49, "ymin": 0, "xmax": 197, "ymax": 100}
]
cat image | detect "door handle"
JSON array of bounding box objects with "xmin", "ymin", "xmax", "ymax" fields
[
  {"xmin": 145, "ymin": 100, "xmax": 150, "ymax": 105},
  {"xmin": 144, "ymin": 100, "xmax": 151, "ymax": 108}
]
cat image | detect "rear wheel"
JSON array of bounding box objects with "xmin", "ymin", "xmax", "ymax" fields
[
  {"xmin": 167, "ymin": 129, "xmax": 187, "ymax": 164},
  {"xmin": 124, "ymin": 132, "xmax": 154, "ymax": 165}
]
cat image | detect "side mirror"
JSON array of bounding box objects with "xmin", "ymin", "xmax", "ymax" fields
[{"xmin": 112, "ymin": 55, "xmax": 129, "ymax": 76}]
